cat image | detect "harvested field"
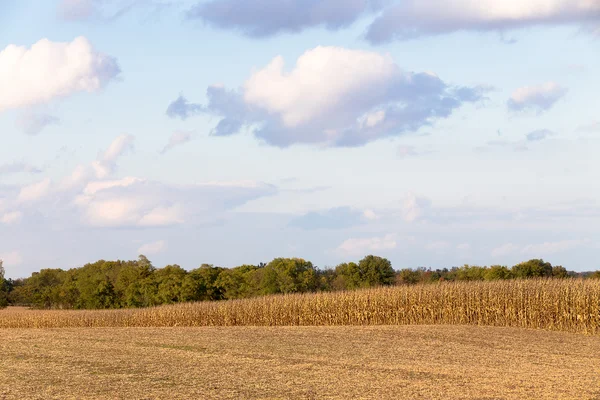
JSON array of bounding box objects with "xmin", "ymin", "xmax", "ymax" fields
[{"xmin": 1, "ymin": 325, "xmax": 599, "ymax": 399}]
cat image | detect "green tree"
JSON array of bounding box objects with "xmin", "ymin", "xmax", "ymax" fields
[
  {"xmin": 396, "ymin": 268, "xmax": 421, "ymax": 285},
  {"xmin": 0, "ymin": 260, "xmax": 8, "ymax": 308},
  {"xmin": 182, "ymin": 264, "xmax": 225, "ymax": 301},
  {"xmin": 484, "ymin": 265, "xmax": 513, "ymax": 281},
  {"xmin": 452, "ymin": 265, "xmax": 486, "ymax": 281},
  {"xmin": 512, "ymin": 259, "xmax": 553, "ymax": 279},
  {"xmin": 358, "ymin": 255, "xmax": 395, "ymax": 287},
  {"xmin": 154, "ymin": 265, "xmax": 187, "ymax": 304},
  {"xmin": 551, "ymin": 265, "xmax": 569, "ymax": 279},
  {"xmin": 333, "ymin": 262, "xmax": 362, "ymax": 290},
  {"xmin": 260, "ymin": 258, "xmax": 319, "ymax": 295}
]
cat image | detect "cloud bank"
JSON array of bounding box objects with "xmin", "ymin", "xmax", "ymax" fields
[
  {"xmin": 186, "ymin": 0, "xmax": 600, "ymax": 43},
  {"xmin": 366, "ymin": 0, "xmax": 600, "ymax": 43},
  {"xmin": 187, "ymin": 0, "xmax": 383, "ymax": 37}
]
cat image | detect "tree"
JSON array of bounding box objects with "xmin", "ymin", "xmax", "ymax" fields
[
  {"xmin": 260, "ymin": 258, "xmax": 319, "ymax": 294},
  {"xmin": 512, "ymin": 259, "xmax": 553, "ymax": 279},
  {"xmin": 551, "ymin": 265, "xmax": 569, "ymax": 279},
  {"xmin": 396, "ymin": 268, "xmax": 420, "ymax": 285},
  {"xmin": 0, "ymin": 260, "xmax": 8, "ymax": 308},
  {"xmin": 333, "ymin": 262, "xmax": 362, "ymax": 290},
  {"xmin": 358, "ymin": 255, "xmax": 395, "ymax": 287},
  {"xmin": 484, "ymin": 265, "xmax": 513, "ymax": 281}
]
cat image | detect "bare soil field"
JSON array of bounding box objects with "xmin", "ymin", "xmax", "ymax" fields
[{"xmin": 1, "ymin": 324, "xmax": 599, "ymax": 399}]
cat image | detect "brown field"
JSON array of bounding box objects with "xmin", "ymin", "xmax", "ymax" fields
[
  {"xmin": 1, "ymin": 324, "xmax": 600, "ymax": 399},
  {"xmin": 2, "ymin": 280, "xmax": 600, "ymax": 399}
]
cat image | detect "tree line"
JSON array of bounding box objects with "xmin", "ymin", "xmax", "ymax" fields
[{"xmin": 1, "ymin": 256, "xmax": 599, "ymax": 310}]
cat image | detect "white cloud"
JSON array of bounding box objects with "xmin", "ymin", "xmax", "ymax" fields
[
  {"xmin": 137, "ymin": 240, "xmax": 167, "ymax": 256},
  {"xmin": 160, "ymin": 131, "xmax": 193, "ymax": 154},
  {"xmin": 168, "ymin": 46, "xmax": 482, "ymax": 147},
  {"xmin": 577, "ymin": 121, "xmax": 600, "ymax": 133},
  {"xmin": 92, "ymin": 134, "xmax": 134, "ymax": 179},
  {"xmin": 363, "ymin": 209, "xmax": 379, "ymax": 220},
  {"xmin": 521, "ymin": 239, "xmax": 590, "ymax": 256},
  {"xmin": 0, "ymin": 37, "xmax": 120, "ymax": 112},
  {"xmin": 1, "ymin": 211, "xmax": 23, "ymax": 225},
  {"xmin": 457, "ymin": 243, "xmax": 471, "ymax": 251},
  {"xmin": 0, "ymin": 162, "xmax": 41, "ymax": 176},
  {"xmin": 507, "ymin": 82, "xmax": 567, "ymax": 113},
  {"xmin": 402, "ymin": 193, "xmax": 430, "ymax": 222},
  {"xmin": 366, "ymin": 0, "xmax": 600, "ymax": 42},
  {"xmin": 0, "ymin": 251, "xmax": 23, "ymax": 266},
  {"xmin": 491, "ymin": 243, "xmax": 521, "ymax": 257},
  {"xmin": 83, "ymin": 177, "xmax": 141, "ymax": 195},
  {"xmin": 397, "ymin": 145, "xmax": 419, "ymax": 158},
  {"xmin": 336, "ymin": 233, "xmax": 397, "ymax": 256},
  {"xmin": 425, "ymin": 241, "xmax": 451, "ymax": 252},
  {"xmin": 17, "ymin": 178, "xmax": 51, "ymax": 203},
  {"xmin": 138, "ymin": 205, "xmax": 184, "ymax": 226},
  {"xmin": 16, "ymin": 113, "xmax": 60, "ymax": 135},
  {"xmin": 492, "ymin": 239, "xmax": 590, "ymax": 258}
]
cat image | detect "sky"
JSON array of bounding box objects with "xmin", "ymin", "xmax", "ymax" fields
[{"xmin": 0, "ymin": 0, "xmax": 599, "ymax": 278}]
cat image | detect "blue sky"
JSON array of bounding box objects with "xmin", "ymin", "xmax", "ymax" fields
[{"xmin": 1, "ymin": 0, "xmax": 599, "ymax": 278}]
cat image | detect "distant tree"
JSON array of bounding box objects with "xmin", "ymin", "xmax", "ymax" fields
[
  {"xmin": 590, "ymin": 271, "xmax": 600, "ymax": 280},
  {"xmin": 396, "ymin": 268, "xmax": 420, "ymax": 285},
  {"xmin": 551, "ymin": 265, "xmax": 569, "ymax": 279},
  {"xmin": 215, "ymin": 264, "xmax": 261, "ymax": 299},
  {"xmin": 182, "ymin": 264, "xmax": 225, "ymax": 301},
  {"xmin": 452, "ymin": 265, "xmax": 486, "ymax": 281},
  {"xmin": 0, "ymin": 260, "xmax": 8, "ymax": 308},
  {"xmin": 154, "ymin": 265, "xmax": 187, "ymax": 304},
  {"xmin": 336, "ymin": 255, "xmax": 396, "ymax": 288},
  {"xmin": 512, "ymin": 259, "xmax": 553, "ymax": 279},
  {"xmin": 260, "ymin": 258, "xmax": 319, "ymax": 295},
  {"xmin": 484, "ymin": 265, "xmax": 513, "ymax": 281},
  {"xmin": 333, "ymin": 262, "xmax": 362, "ymax": 290}
]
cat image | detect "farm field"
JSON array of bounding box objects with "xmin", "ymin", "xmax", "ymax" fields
[{"xmin": 1, "ymin": 322, "xmax": 600, "ymax": 399}]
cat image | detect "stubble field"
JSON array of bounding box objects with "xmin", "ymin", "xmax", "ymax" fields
[{"xmin": 1, "ymin": 322, "xmax": 600, "ymax": 399}]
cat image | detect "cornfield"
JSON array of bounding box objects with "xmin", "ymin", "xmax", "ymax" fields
[{"xmin": 1, "ymin": 279, "xmax": 599, "ymax": 334}]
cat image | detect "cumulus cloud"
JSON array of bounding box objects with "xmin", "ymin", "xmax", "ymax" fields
[
  {"xmin": 336, "ymin": 234, "xmax": 397, "ymax": 256},
  {"xmin": 507, "ymin": 82, "xmax": 567, "ymax": 113},
  {"xmin": 365, "ymin": 0, "xmax": 600, "ymax": 43},
  {"xmin": 160, "ymin": 131, "xmax": 193, "ymax": 154},
  {"xmin": 0, "ymin": 37, "xmax": 120, "ymax": 113},
  {"xmin": 168, "ymin": 46, "xmax": 482, "ymax": 147},
  {"xmin": 16, "ymin": 113, "xmax": 60, "ymax": 135},
  {"xmin": 187, "ymin": 0, "xmax": 382, "ymax": 37},
  {"xmin": 526, "ymin": 129, "xmax": 556, "ymax": 141},
  {"xmin": 137, "ymin": 240, "xmax": 167, "ymax": 255}
]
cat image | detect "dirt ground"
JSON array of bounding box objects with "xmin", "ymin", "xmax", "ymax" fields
[{"xmin": 0, "ymin": 325, "xmax": 599, "ymax": 399}]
